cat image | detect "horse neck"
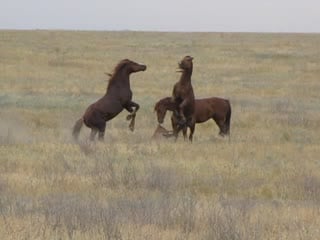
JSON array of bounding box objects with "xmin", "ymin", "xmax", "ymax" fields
[
  {"xmin": 165, "ymin": 99, "xmax": 178, "ymax": 111},
  {"xmin": 179, "ymin": 69, "xmax": 193, "ymax": 85},
  {"xmin": 106, "ymin": 71, "xmax": 130, "ymax": 93}
]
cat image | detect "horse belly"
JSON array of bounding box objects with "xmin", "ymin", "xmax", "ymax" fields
[
  {"xmin": 83, "ymin": 105, "xmax": 104, "ymax": 128},
  {"xmin": 83, "ymin": 101, "xmax": 123, "ymax": 127},
  {"xmin": 195, "ymin": 106, "xmax": 211, "ymax": 123}
]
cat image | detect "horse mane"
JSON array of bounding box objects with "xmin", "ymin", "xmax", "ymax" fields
[
  {"xmin": 106, "ymin": 59, "xmax": 130, "ymax": 90},
  {"xmin": 154, "ymin": 100, "xmax": 162, "ymax": 112}
]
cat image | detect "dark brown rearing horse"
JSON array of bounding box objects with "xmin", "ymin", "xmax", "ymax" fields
[
  {"xmin": 154, "ymin": 96, "xmax": 231, "ymax": 138},
  {"xmin": 72, "ymin": 59, "xmax": 147, "ymax": 141},
  {"xmin": 171, "ymin": 56, "xmax": 196, "ymax": 141}
]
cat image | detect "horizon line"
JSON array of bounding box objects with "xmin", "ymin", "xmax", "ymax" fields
[{"xmin": 1, "ymin": 27, "xmax": 320, "ymax": 34}]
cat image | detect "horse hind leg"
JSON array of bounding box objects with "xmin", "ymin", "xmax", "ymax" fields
[
  {"xmin": 218, "ymin": 121, "xmax": 229, "ymax": 137},
  {"xmin": 213, "ymin": 117, "xmax": 226, "ymax": 137},
  {"xmin": 173, "ymin": 122, "xmax": 186, "ymax": 141},
  {"xmin": 182, "ymin": 127, "xmax": 187, "ymax": 140},
  {"xmin": 90, "ymin": 128, "xmax": 98, "ymax": 141},
  {"xmin": 218, "ymin": 125, "xmax": 226, "ymax": 137},
  {"xmin": 173, "ymin": 127, "xmax": 180, "ymax": 142},
  {"xmin": 98, "ymin": 130, "xmax": 105, "ymax": 141},
  {"xmin": 98, "ymin": 122, "xmax": 106, "ymax": 141},
  {"xmin": 188, "ymin": 124, "xmax": 195, "ymax": 142},
  {"xmin": 222, "ymin": 124, "xmax": 230, "ymax": 136}
]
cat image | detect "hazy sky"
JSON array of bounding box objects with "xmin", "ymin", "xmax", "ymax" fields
[{"xmin": 1, "ymin": 0, "xmax": 319, "ymax": 32}]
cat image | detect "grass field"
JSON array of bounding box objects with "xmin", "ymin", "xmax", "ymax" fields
[{"xmin": 0, "ymin": 30, "xmax": 320, "ymax": 239}]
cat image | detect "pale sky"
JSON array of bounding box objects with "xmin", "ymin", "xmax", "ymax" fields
[{"xmin": 1, "ymin": 0, "xmax": 319, "ymax": 32}]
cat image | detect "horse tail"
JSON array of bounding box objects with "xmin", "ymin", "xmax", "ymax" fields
[
  {"xmin": 72, "ymin": 118, "xmax": 84, "ymax": 141},
  {"xmin": 225, "ymin": 100, "xmax": 232, "ymax": 135}
]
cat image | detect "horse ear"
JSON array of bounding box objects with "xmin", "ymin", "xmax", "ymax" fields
[{"xmin": 104, "ymin": 72, "xmax": 112, "ymax": 77}]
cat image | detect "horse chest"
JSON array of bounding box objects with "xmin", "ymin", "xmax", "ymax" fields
[
  {"xmin": 118, "ymin": 89, "xmax": 132, "ymax": 104},
  {"xmin": 175, "ymin": 83, "xmax": 193, "ymax": 98}
]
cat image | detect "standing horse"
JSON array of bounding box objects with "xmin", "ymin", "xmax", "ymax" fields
[
  {"xmin": 72, "ymin": 59, "xmax": 147, "ymax": 141},
  {"xmin": 171, "ymin": 56, "xmax": 196, "ymax": 141},
  {"xmin": 154, "ymin": 96, "xmax": 231, "ymax": 138}
]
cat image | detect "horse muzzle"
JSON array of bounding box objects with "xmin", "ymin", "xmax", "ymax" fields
[
  {"xmin": 157, "ymin": 117, "xmax": 164, "ymax": 124},
  {"xmin": 140, "ymin": 64, "xmax": 147, "ymax": 71}
]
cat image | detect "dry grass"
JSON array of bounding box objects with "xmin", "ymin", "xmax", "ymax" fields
[{"xmin": 0, "ymin": 30, "xmax": 320, "ymax": 239}]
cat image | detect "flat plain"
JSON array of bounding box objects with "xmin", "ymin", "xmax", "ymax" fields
[{"xmin": 0, "ymin": 30, "xmax": 320, "ymax": 239}]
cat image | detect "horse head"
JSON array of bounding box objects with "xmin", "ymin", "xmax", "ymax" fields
[
  {"xmin": 178, "ymin": 56, "xmax": 193, "ymax": 72},
  {"xmin": 123, "ymin": 59, "xmax": 147, "ymax": 73},
  {"xmin": 154, "ymin": 97, "xmax": 178, "ymax": 124},
  {"xmin": 154, "ymin": 101, "xmax": 167, "ymax": 124},
  {"xmin": 110, "ymin": 59, "xmax": 146, "ymax": 77}
]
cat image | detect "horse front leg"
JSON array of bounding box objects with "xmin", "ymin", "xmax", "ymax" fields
[{"xmin": 125, "ymin": 101, "xmax": 140, "ymax": 131}]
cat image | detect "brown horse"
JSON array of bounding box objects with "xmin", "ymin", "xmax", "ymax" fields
[
  {"xmin": 72, "ymin": 59, "xmax": 147, "ymax": 141},
  {"xmin": 171, "ymin": 56, "xmax": 196, "ymax": 141},
  {"xmin": 154, "ymin": 96, "xmax": 231, "ymax": 138}
]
